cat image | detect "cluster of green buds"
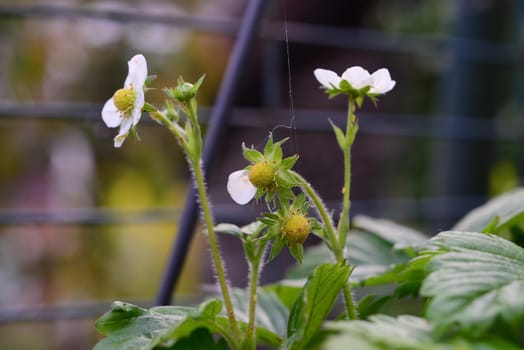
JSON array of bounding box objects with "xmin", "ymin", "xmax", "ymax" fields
[
  {"xmin": 227, "ymin": 135, "xmax": 299, "ymax": 205},
  {"xmin": 145, "ymin": 75, "xmax": 205, "ymax": 162},
  {"xmin": 259, "ymin": 193, "xmax": 319, "ymax": 263}
]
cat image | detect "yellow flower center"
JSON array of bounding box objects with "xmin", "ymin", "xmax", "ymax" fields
[
  {"xmin": 282, "ymin": 214, "xmax": 311, "ymax": 244},
  {"xmin": 248, "ymin": 162, "xmax": 276, "ymax": 189},
  {"xmin": 113, "ymin": 88, "xmax": 136, "ymax": 112}
]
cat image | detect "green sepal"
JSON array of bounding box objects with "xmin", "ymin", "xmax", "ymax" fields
[
  {"xmin": 269, "ymin": 236, "xmax": 286, "ymax": 261},
  {"xmin": 346, "ymin": 121, "xmax": 359, "ymax": 146},
  {"xmin": 281, "ymin": 155, "xmax": 299, "ymax": 170},
  {"xmin": 263, "ymin": 134, "xmax": 275, "ymax": 155},
  {"xmin": 142, "ymin": 102, "xmax": 157, "ymax": 113},
  {"xmin": 260, "ymin": 212, "xmax": 280, "ymax": 225},
  {"xmin": 193, "ymin": 74, "xmax": 206, "ymax": 93},
  {"xmin": 310, "ymin": 218, "xmax": 326, "ymax": 241},
  {"xmin": 277, "ymin": 186, "xmax": 296, "ymax": 202},
  {"xmin": 329, "ymin": 119, "xmax": 347, "ymax": 150},
  {"xmin": 264, "ymin": 134, "xmax": 288, "ymax": 163},
  {"xmin": 172, "ymin": 75, "xmax": 205, "ymax": 102},
  {"xmin": 288, "ymin": 244, "xmax": 304, "ymax": 264},
  {"xmin": 144, "ymin": 75, "xmax": 157, "ymax": 87},
  {"xmin": 355, "ymin": 95, "xmax": 364, "ymax": 108},
  {"xmin": 129, "ymin": 126, "xmax": 141, "ymax": 142},
  {"xmin": 163, "ymin": 87, "xmax": 176, "ymax": 99},
  {"xmin": 242, "ymin": 143, "xmax": 265, "ymax": 163},
  {"xmin": 276, "ymin": 169, "xmax": 299, "ymax": 188},
  {"xmin": 165, "ymin": 99, "xmax": 179, "ymax": 122}
]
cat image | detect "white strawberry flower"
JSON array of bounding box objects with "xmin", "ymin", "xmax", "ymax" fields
[
  {"xmin": 341, "ymin": 66, "xmax": 374, "ymax": 89},
  {"xmin": 227, "ymin": 169, "xmax": 257, "ymax": 205},
  {"xmin": 314, "ymin": 66, "xmax": 395, "ymax": 96},
  {"xmin": 101, "ymin": 54, "xmax": 147, "ymax": 148},
  {"xmin": 369, "ymin": 68, "xmax": 396, "ymax": 94}
]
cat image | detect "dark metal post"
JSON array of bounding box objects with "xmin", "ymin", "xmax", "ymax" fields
[
  {"xmin": 430, "ymin": 0, "xmax": 511, "ymax": 228},
  {"xmin": 155, "ymin": 0, "xmax": 268, "ymax": 306}
]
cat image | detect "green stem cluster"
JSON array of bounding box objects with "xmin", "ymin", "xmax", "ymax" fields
[
  {"xmin": 290, "ymin": 96, "xmax": 359, "ymax": 320},
  {"xmin": 290, "ymin": 171, "xmax": 357, "ymax": 320}
]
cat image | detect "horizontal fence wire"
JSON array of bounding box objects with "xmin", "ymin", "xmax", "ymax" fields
[
  {"xmin": 1, "ymin": 102, "xmax": 522, "ymax": 141},
  {"xmin": 0, "ymin": 196, "xmax": 487, "ymax": 226},
  {"xmin": 0, "ymin": 4, "xmax": 520, "ymax": 64}
]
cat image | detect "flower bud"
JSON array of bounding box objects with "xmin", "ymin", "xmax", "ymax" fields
[
  {"xmin": 282, "ymin": 213, "xmax": 311, "ymax": 244},
  {"xmin": 173, "ymin": 82, "xmax": 196, "ymax": 102},
  {"xmin": 113, "ymin": 88, "xmax": 136, "ymax": 112},
  {"xmin": 248, "ymin": 161, "xmax": 276, "ymax": 189}
]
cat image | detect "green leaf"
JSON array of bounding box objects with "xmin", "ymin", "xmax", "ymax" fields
[
  {"xmin": 287, "ymin": 229, "xmax": 410, "ymax": 282},
  {"xmin": 95, "ymin": 298, "xmax": 283, "ymax": 349},
  {"xmin": 214, "ymin": 223, "xmax": 243, "ymax": 238},
  {"xmin": 263, "ymin": 279, "xmax": 305, "ymax": 310},
  {"xmin": 170, "ymin": 327, "xmax": 228, "ymax": 350},
  {"xmin": 355, "ymin": 294, "xmax": 392, "ymax": 319},
  {"xmin": 394, "ymin": 252, "xmax": 435, "ymax": 297},
  {"xmin": 229, "ymin": 288, "xmax": 288, "ymax": 340},
  {"xmin": 421, "ymin": 231, "xmax": 524, "ymax": 336},
  {"xmin": 94, "ymin": 300, "xmax": 218, "ymax": 350},
  {"xmin": 329, "ymin": 119, "xmax": 347, "ymax": 150},
  {"xmin": 284, "ymin": 262, "xmax": 351, "ymax": 350},
  {"xmin": 453, "ymin": 188, "xmax": 524, "ymax": 234},
  {"xmin": 353, "ymin": 215, "xmax": 427, "ymax": 251},
  {"xmin": 319, "ymin": 315, "xmax": 521, "ymax": 350}
]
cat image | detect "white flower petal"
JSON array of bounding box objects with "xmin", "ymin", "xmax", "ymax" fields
[
  {"xmin": 113, "ymin": 117, "xmax": 133, "ymax": 148},
  {"xmin": 114, "ymin": 132, "xmax": 128, "ymax": 148},
  {"xmin": 131, "ymin": 90, "xmax": 145, "ymax": 126},
  {"xmin": 341, "ymin": 66, "xmax": 372, "ymax": 89},
  {"xmin": 227, "ymin": 169, "xmax": 257, "ymax": 205},
  {"xmin": 313, "ymin": 68, "xmax": 342, "ymax": 89},
  {"xmin": 124, "ymin": 54, "xmax": 148, "ymax": 89},
  {"xmin": 370, "ymin": 68, "xmax": 396, "ymax": 94},
  {"xmin": 101, "ymin": 97, "xmax": 123, "ymax": 128}
]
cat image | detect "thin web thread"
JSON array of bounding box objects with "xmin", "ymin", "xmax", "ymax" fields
[{"xmin": 271, "ymin": 0, "xmax": 298, "ymax": 157}]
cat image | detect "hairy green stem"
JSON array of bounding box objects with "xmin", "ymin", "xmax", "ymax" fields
[
  {"xmin": 244, "ymin": 242, "xmax": 267, "ymax": 349},
  {"xmin": 193, "ymin": 162, "xmax": 242, "ymax": 342},
  {"xmin": 338, "ymin": 96, "xmax": 354, "ymax": 248},
  {"xmin": 291, "ymin": 171, "xmax": 357, "ymax": 319},
  {"xmin": 152, "ymin": 106, "xmax": 242, "ymax": 343}
]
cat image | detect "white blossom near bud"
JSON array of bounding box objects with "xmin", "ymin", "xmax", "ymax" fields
[
  {"xmin": 314, "ymin": 66, "xmax": 395, "ymax": 95},
  {"xmin": 341, "ymin": 66, "xmax": 373, "ymax": 89},
  {"xmin": 369, "ymin": 68, "xmax": 396, "ymax": 94},
  {"xmin": 227, "ymin": 169, "xmax": 257, "ymax": 205},
  {"xmin": 102, "ymin": 54, "xmax": 147, "ymax": 147}
]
